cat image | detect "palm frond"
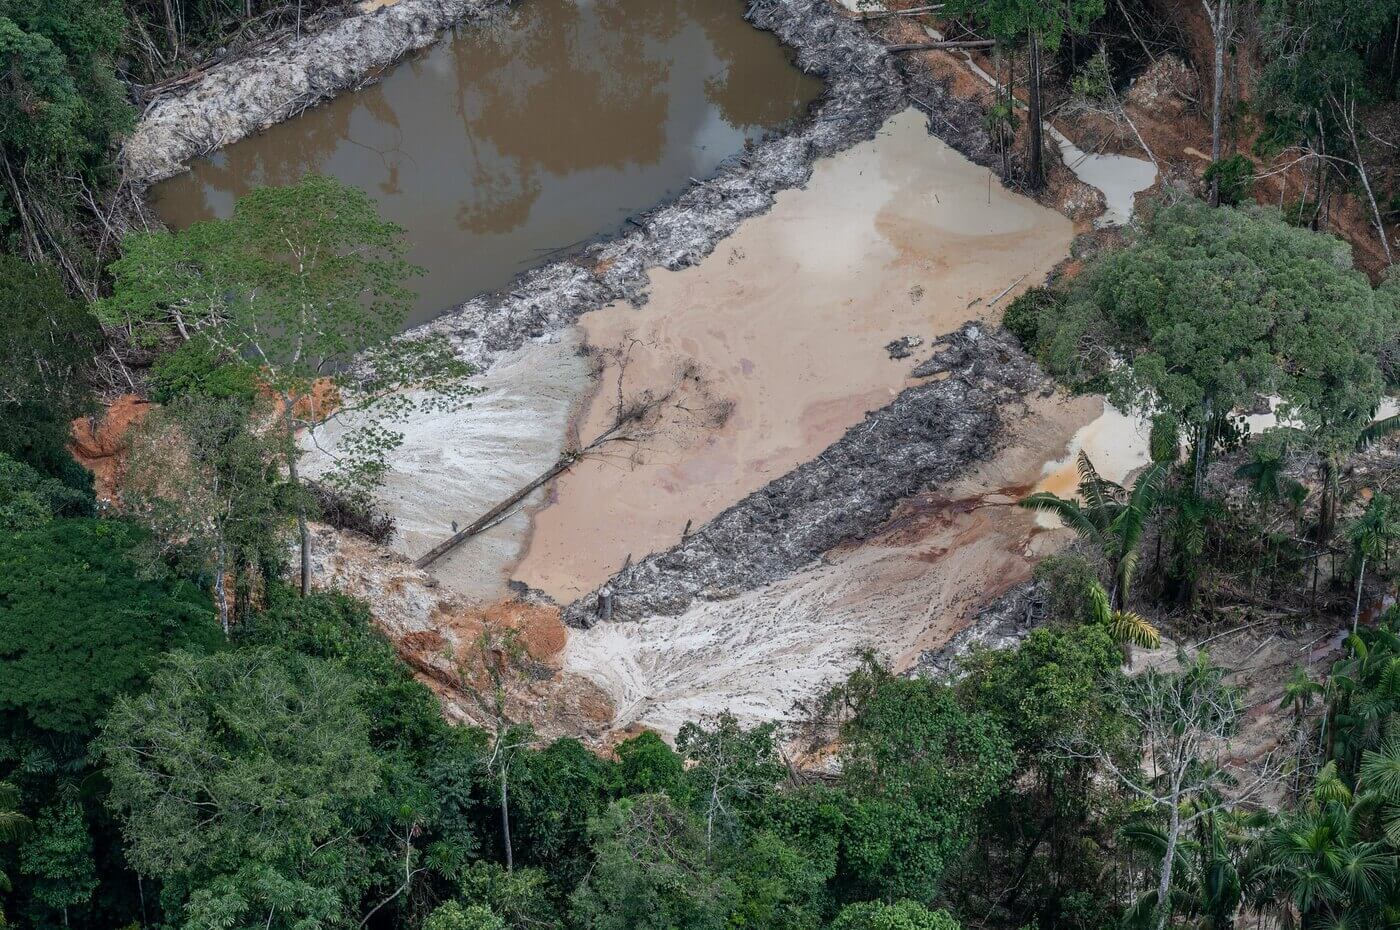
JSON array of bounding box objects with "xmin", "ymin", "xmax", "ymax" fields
[
  {"xmin": 1018, "ymin": 492, "xmax": 1101, "ymax": 540},
  {"xmin": 1127, "ymin": 459, "xmax": 1170, "ymax": 518},
  {"xmin": 1360, "ymin": 735, "xmax": 1400, "ymax": 799},
  {"xmin": 1357, "ymin": 413, "xmax": 1400, "ymax": 450},
  {"xmin": 1108, "ymin": 609, "xmax": 1162, "ymax": 650},
  {"xmin": 1087, "ymin": 580, "xmax": 1113, "ymax": 626},
  {"xmin": 0, "ymin": 812, "xmax": 28, "ymax": 844},
  {"xmin": 1076, "ymin": 451, "xmax": 1123, "ymax": 517},
  {"xmin": 1314, "ymin": 762, "xmax": 1353, "ymax": 805}
]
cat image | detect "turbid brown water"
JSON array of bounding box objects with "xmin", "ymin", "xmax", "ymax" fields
[{"xmin": 151, "ymin": 0, "xmax": 822, "ymax": 325}]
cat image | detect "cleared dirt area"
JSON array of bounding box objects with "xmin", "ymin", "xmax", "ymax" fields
[{"xmin": 513, "ymin": 109, "xmax": 1075, "ymax": 601}]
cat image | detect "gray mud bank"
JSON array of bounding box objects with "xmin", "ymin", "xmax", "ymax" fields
[{"xmin": 561, "ymin": 325, "xmax": 1050, "ymax": 627}]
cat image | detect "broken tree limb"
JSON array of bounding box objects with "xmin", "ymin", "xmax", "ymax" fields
[
  {"xmin": 986, "ymin": 273, "xmax": 1028, "ymax": 308},
  {"xmin": 860, "ymin": 4, "xmax": 943, "ymax": 18},
  {"xmin": 886, "ymin": 40, "xmax": 995, "ymax": 51}
]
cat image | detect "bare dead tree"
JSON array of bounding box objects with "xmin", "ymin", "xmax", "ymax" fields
[
  {"xmin": 1060, "ymin": 651, "xmax": 1283, "ymax": 930},
  {"xmin": 451, "ymin": 621, "xmax": 533, "ymax": 871},
  {"xmin": 1200, "ymin": 0, "xmax": 1236, "ymax": 205},
  {"xmin": 1330, "ymin": 83, "xmax": 1395, "ymax": 266}
]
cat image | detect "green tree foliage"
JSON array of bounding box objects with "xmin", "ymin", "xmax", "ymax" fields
[
  {"xmin": 724, "ymin": 829, "xmax": 829, "ymax": 930},
  {"xmin": 0, "ymin": 782, "xmax": 30, "ymax": 928},
  {"xmin": 1201, "ymin": 155, "xmax": 1255, "ymax": 207},
  {"xmin": 1257, "ymin": 0, "xmax": 1400, "ymax": 141},
  {"xmin": 1001, "ymin": 285, "xmax": 1059, "ymax": 350},
  {"xmin": 17, "ymin": 797, "xmax": 97, "ymax": 928},
  {"xmin": 952, "ymin": 623, "xmax": 1128, "ymax": 929},
  {"xmin": 821, "ymin": 657, "xmax": 1013, "ymax": 903},
  {"xmin": 829, "ymin": 900, "xmax": 961, "ymax": 930},
  {"xmin": 98, "ymin": 648, "xmax": 382, "ymax": 930},
  {"xmin": 99, "ymin": 175, "xmax": 476, "ymax": 591},
  {"xmin": 0, "ymin": 518, "xmax": 220, "ymax": 737},
  {"xmin": 424, "ymin": 900, "xmax": 506, "ymax": 930},
  {"xmin": 453, "ymin": 862, "xmax": 562, "ymax": 930},
  {"xmin": 961, "ymin": 623, "xmax": 1123, "ymax": 758},
  {"xmin": 1031, "ymin": 201, "xmax": 1400, "ymax": 516},
  {"xmin": 0, "ymin": 0, "xmax": 131, "ymax": 285},
  {"xmin": 571, "ymin": 794, "xmax": 734, "ymax": 930},
  {"xmin": 0, "ymin": 254, "xmax": 100, "ymax": 492},
  {"xmin": 0, "ymin": 454, "xmax": 91, "ymax": 532},
  {"xmin": 677, "ymin": 713, "xmax": 784, "ymax": 849},
  {"xmin": 613, "ymin": 730, "xmax": 688, "ymax": 799},
  {"xmin": 146, "ymin": 337, "xmax": 260, "ymax": 405}
]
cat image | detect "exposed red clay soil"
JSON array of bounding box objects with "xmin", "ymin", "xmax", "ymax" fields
[{"xmin": 69, "ymin": 394, "xmax": 152, "ymax": 501}]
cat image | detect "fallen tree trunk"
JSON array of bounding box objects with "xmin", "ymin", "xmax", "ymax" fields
[
  {"xmin": 887, "ymin": 39, "xmax": 995, "ymax": 51},
  {"xmin": 413, "ymin": 415, "xmax": 637, "ymax": 570},
  {"xmin": 414, "ymin": 452, "xmax": 579, "ymax": 570},
  {"xmin": 860, "ymin": 4, "xmax": 943, "ymax": 19}
]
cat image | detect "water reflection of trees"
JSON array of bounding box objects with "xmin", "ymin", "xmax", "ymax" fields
[{"xmin": 156, "ymin": 0, "xmax": 819, "ymax": 243}]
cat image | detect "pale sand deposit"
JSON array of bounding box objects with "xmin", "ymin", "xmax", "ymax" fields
[
  {"xmin": 559, "ymin": 390, "xmax": 1103, "ymax": 735},
  {"xmin": 303, "ymin": 333, "xmax": 591, "ymax": 601},
  {"xmin": 513, "ymin": 109, "xmax": 1076, "ymax": 601}
]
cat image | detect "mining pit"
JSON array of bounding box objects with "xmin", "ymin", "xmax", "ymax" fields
[{"xmin": 133, "ymin": 0, "xmax": 1168, "ymax": 740}]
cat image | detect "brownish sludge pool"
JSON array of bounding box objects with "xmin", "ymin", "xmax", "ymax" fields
[{"xmin": 151, "ymin": 0, "xmax": 823, "ymax": 325}]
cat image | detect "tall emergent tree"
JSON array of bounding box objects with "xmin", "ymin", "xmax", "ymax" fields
[
  {"xmin": 99, "ymin": 175, "xmax": 476, "ymax": 594},
  {"xmin": 948, "ymin": 0, "xmax": 1103, "ymax": 188},
  {"xmin": 1031, "ymin": 200, "xmax": 1400, "ymax": 521}
]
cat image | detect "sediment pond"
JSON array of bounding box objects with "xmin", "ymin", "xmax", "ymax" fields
[{"xmin": 152, "ymin": 0, "xmax": 822, "ymax": 324}]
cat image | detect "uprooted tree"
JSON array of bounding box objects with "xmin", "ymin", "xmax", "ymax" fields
[
  {"xmin": 415, "ymin": 336, "xmax": 732, "ymax": 570},
  {"xmin": 99, "ymin": 175, "xmax": 477, "ymax": 594}
]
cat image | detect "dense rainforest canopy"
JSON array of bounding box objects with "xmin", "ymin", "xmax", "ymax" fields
[{"xmin": 2, "ymin": 0, "xmax": 1400, "ymax": 928}]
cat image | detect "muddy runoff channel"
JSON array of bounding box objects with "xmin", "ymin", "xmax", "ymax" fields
[{"xmin": 185, "ymin": 0, "xmax": 1158, "ymax": 738}]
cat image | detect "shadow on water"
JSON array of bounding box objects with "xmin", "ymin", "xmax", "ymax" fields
[{"xmin": 151, "ymin": 0, "xmax": 823, "ymax": 326}]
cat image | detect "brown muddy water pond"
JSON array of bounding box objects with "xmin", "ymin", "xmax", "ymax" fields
[{"xmin": 151, "ymin": 0, "xmax": 823, "ymax": 325}]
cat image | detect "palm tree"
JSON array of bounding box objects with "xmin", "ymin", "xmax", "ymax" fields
[
  {"xmin": 1086, "ymin": 578, "xmax": 1160, "ymax": 667},
  {"xmin": 1257, "ymin": 783, "xmax": 1395, "ymax": 929},
  {"xmin": 1346, "ymin": 493, "xmax": 1399, "ymax": 635},
  {"xmin": 1280, "ymin": 666, "xmax": 1324, "ymax": 801},
  {"xmin": 1020, "ymin": 452, "xmax": 1169, "ymax": 609},
  {"xmin": 0, "ymin": 780, "xmax": 29, "ymax": 928}
]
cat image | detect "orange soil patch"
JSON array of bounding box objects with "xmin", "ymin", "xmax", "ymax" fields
[
  {"xmin": 429, "ymin": 599, "xmax": 569, "ymax": 666},
  {"xmin": 69, "ymin": 394, "xmax": 153, "ymax": 500}
]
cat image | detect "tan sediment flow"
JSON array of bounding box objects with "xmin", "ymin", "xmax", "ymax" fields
[
  {"xmin": 302, "ymin": 332, "xmax": 592, "ymax": 603},
  {"xmin": 513, "ymin": 108, "xmax": 1076, "ymax": 601},
  {"xmin": 559, "ymin": 390, "xmax": 1103, "ymax": 736}
]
